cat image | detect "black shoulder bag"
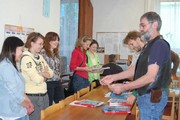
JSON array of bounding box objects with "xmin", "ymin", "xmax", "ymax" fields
[{"xmin": 66, "ymin": 61, "xmax": 84, "ymax": 96}]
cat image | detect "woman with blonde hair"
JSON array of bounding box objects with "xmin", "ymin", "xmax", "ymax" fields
[{"xmin": 69, "ymin": 35, "xmax": 92, "ymax": 93}]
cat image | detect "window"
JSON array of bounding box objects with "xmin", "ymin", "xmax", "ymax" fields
[
  {"xmin": 160, "ymin": 1, "xmax": 180, "ymax": 54},
  {"xmin": 60, "ymin": 0, "xmax": 79, "ymax": 66}
]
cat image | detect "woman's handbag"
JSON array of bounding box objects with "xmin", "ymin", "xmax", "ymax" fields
[{"xmin": 66, "ymin": 61, "xmax": 84, "ymax": 96}]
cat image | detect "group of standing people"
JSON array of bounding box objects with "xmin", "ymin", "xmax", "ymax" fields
[
  {"xmin": 0, "ymin": 11, "xmax": 179, "ymax": 120},
  {"xmin": 0, "ymin": 31, "xmax": 102, "ymax": 120},
  {"xmin": 0, "ymin": 32, "xmax": 65, "ymax": 120}
]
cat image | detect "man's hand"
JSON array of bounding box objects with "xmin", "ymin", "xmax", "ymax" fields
[
  {"xmin": 100, "ymin": 75, "xmax": 114, "ymax": 85},
  {"xmin": 108, "ymin": 83, "xmax": 126, "ymax": 94},
  {"xmin": 127, "ymin": 94, "xmax": 136, "ymax": 105}
]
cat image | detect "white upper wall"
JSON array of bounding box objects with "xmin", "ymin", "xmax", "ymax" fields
[
  {"xmin": 91, "ymin": 0, "xmax": 146, "ymax": 60},
  {"xmin": 91, "ymin": 0, "xmax": 145, "ymax": 38},
  {"xmin": 0, "ymin": 0, "xmax": 60, "ymax": 50}
]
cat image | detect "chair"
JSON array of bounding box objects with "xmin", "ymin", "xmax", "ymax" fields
[
  {"xmin": 60, "ymin": 56, "xmax": 71, "ymax": 89},
  {"xmin": 90, "ymin": 81, "xmax": 96, "ymax": 91},
  {"xmin": 60, "ymin": 56, "xmax": 68, "ymax": 75},
  {"xmin": 127, "ymin": 55, "xmax": 133, "ymax": 66},
  {"xmin": 77, "ymin": 86, "xmax": 90, "ymax": 99},
  {"xmin": 126, "ymin": 97, "xmax": 137, "ymax": 120},
  {"xmin": 171, "ymin": 74, "xmax": 180, "ymax": 81},
  {"xmin": 59, "ymin": 100, "xmax": 65, "ymax": 108},
  {"xmin": 104, "ymin": 54, "xmax": 120, "ymax": 64},
  {"xmin": 135, "ymin": 105, "xmax": 139, "ymax": 120},
  {"xmin": 64, "ymin": 93, "xmax": 77, "ymax": 105},
  {"xmin": 125, "ymin": 114, "xmax": 136, "ymax": 120},
  {"xmin": 60, "ymin": 73, "xmax": 71, "ymax": 89},
  {"xmin": 41, "ymin": 100, "xmax": 64, "ymax": 120},
  {"xmin": 162, "ymin": 92, "xmax": 176, "ymax": 120}
]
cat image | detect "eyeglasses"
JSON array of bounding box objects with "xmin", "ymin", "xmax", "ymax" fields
[
  {"xmin": 35, "ymin": 42, "xmax": 44, "ymax": 46},
  {"xmin": 139, "ymin": 22, "xmax": 153, "ymax": 28}
]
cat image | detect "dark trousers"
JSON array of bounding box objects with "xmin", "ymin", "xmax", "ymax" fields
[{"xmin": 47, "ymin": 81, "xmax": 65, "ymax": 105}]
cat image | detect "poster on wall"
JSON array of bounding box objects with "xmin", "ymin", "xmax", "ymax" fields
[
  {"xmin": 4, "ymin": 24, "xmax": 34, "ymax": 43},
  {"xmin": 96, "ymin": 32, "xmax": 132, "ymax": 64}
]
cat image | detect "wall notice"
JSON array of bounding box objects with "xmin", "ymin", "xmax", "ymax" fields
[
  {"xmin": 4, "ymin": 24, "xmax": 34, "ymax": 43},
  {"xmin": 96, "ymin": 32, "xmax": 133, "ymax": 64}
]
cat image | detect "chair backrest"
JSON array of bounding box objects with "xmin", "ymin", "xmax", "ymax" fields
[
  {"xmin": 135, "ymin": 104, "xmax": 139, "ymax": 120},
  {"xmin": 162, "ymin": 92, "xmax": 176, "ymax": 120},
  {"xmin": 77, "ymin": 86, "xmax": 90, "ymax": 99},
  {"xmin": 90, "ymin": 81, "xmax": 96, "ymax": 91},
  {"xmin": 64, "ymin": 93, "xmax": 77, "ymax": 105},
  {"xmin": 171, "ymin": 74, "xmax": 180, "ymax": 81},
  {"xmin": 58, "ymin": 100, "xmax": 65, "ymax": 109},
  {"xmin": 169, "ymin": 74, "xmax": 180, "ymax": 88},
  {"xmin": 60, "ymin": 56, "xmax": 67, "ymax": 75},
  {"xmin": 60, "ymin": 73, "xmax": 71, "ymax": 89},
  {"xmin": 104, "ymin": 54, "xmax": 120, "ymax": 64},
  {"xmin": 41, "ymin": 101, "xmax": 64, "ymax": 120}
]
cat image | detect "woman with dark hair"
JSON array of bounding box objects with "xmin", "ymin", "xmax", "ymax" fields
[
  {"xmin": 20, "ymin": 32, "xmax": 53, "ymax": 120},
  {"xmin": 0, "ymin": 37, "xmax": 34, "ymax": 120},
  {"xmin": 40, "ymin": 32, "xmax": 64, "ymax": 106},
  {"xmin": 86, "ymin": 39, "xmax": 101, "ymax": 86}
]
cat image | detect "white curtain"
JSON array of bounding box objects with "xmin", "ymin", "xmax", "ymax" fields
[
  {"xmin": 144, "ymin": 0, "xmax": 180, "ymax": 52},
  {"xmin": 144, "ymin": 0, "xmax": 161, "ymax": 13},
  {"xmin": 160, "ymin": 0, "xmax": 180, "ymax": 52},
  {"xmin": 60, "ymin": 0, "xmax": 79, "ymax": 65}
]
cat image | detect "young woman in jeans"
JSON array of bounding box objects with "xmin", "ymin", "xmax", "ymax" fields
[{"xmin": 70, "ymin": 35, "xmax": 92, "ymax": 93}]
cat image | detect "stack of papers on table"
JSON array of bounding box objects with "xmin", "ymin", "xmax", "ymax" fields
[
  {"xmin": 108, "ymin": 98, "xmax": 132, "ymax": 106},
  {"xmin": 105, "ymin": 92, "xmax": 131, "ymax": 99},
  {"xmin": 102, "ymin": 105, "xmax": 131, "ymax": 114},
  {"xmin": 70, "ymin": 99, "xmax": 104, "ymax": 108}
]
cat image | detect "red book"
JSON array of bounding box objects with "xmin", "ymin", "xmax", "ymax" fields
[{"xmin": 70, "ymin": 99, "xmax": 104, "ymax": 108}]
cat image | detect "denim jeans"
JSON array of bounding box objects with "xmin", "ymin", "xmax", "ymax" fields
[
  {"xmin": 73, "ymin": 74, "xmax": 90, "ymax": 93},
  {"xmin": 137, "ymin": 90, "xmax": 168, "ymax": 120}
]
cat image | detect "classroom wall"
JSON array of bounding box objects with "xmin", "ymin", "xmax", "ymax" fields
[
  {"xmin": 0, "ymin": 0, "xmax": 146, "ymax": 60},
  {"xmin": 91, "ymin": 0, "xmax": 145, "ymax": 35},
  {"xmin": 91, "ymin": 0, "xmax": 145, "ymax": 60},
  {"xmin": 0, "ymin": 0, "xmax": 60, "ymax": 51}
]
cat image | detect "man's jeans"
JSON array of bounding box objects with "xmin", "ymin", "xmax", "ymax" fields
[{"xmin": 137, "ymin": 90, "xmax": 168, "ymax": 120}]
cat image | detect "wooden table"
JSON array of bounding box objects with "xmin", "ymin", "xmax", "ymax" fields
[{"xmin": 44, "ymin": 86, "xmax": 134, "ymax": 120}]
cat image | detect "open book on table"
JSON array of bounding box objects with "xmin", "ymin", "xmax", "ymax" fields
[{"xmin": 69, "ymin": 99, "xmax": 104, "ymax": 108}]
